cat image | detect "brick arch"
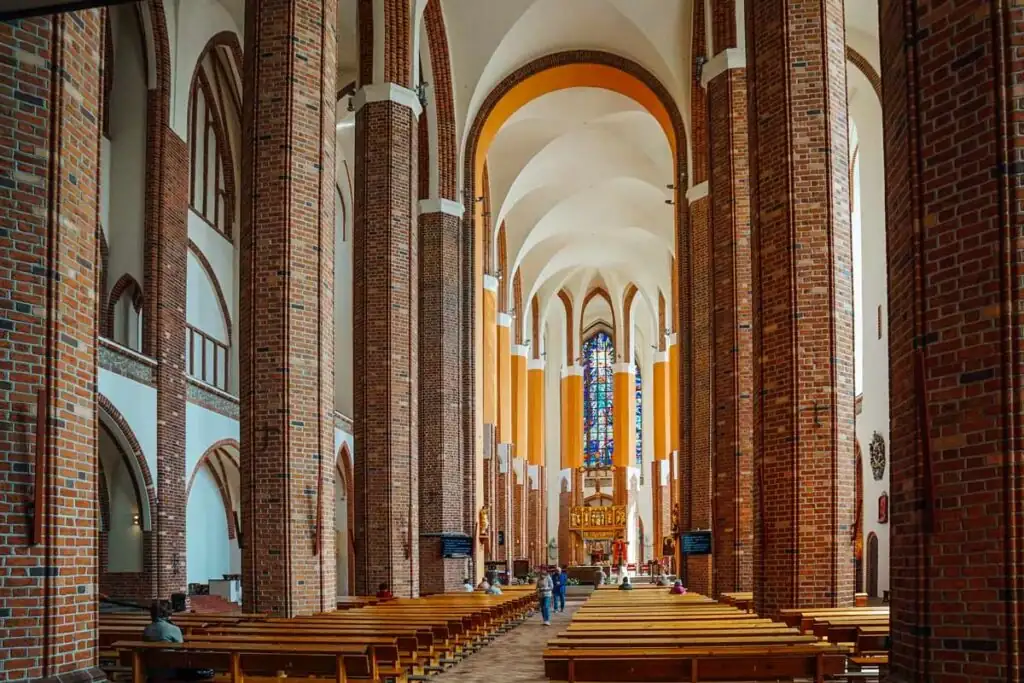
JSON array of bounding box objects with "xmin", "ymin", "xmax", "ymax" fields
[
  {"xmin": 104, "ymin": 273, "xmax": 144, "ymax": 340},
  {"xmin": 512, "ymin": 269, "xmax": 523, "ymax": 344},
  {"xmin": 186, "ymin": 439, "xmax": 240, "ymax": 540},
  {"xmin": 187, "ymin": 240, "xmax": 233, "ymax": 346},
  {"xmin": 97, "ymin": 394, "xmax": 156, "ymax": 530},
  {"xmin": 845, "ymin": 46, "xmax": 881, "ymax": 100},
  {"xmin": 422, "ymin": 0, "xmax": 457, "ymax": 201},
  {"xmin": 336, "ymin": 442, "xmax": 356, "ymax": 596}
]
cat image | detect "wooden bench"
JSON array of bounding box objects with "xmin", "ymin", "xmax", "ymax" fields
[
  {"xmin": 543, "ymin": 644, "xmax": 848, "ymax": 683},
  {"xmin": 777, "ymin": 607, "xmax": 889, "ymax": 632},
  {"xmin": 114, "ymin": 639, "xmax": 373, "ymax": 683}
]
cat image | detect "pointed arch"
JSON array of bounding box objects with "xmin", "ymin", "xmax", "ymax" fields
[
  {"xmin": 188, "ymin": 31, "xmax": 243, "ymax": 239},
  {"xmin": 187, "ymin": 439, "xmax": 241, "ymax": 540},
  {"xmin": 422, "ymin": 0, "xmax": 457, "ymax": 200},
  {"xmin": 336, "ymin": 442, "xmax": 356, "ymax": 596},
  {"xmin": 105, "ymin": 273, "xmax": 145, "ymax": 348},
  {"xmin": 558, "ymin": 289, "xmax": 574, "ymax": 364},
  {"xmin": 187, "ymin": 240, "xmax": 233, "ymax": 346}
]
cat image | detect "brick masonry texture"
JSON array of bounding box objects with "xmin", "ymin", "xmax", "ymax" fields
[
  {"xmin": 746, "ymin": 0, "xmax": 855, "ymax": 617},
  {"xmin": 139, "ymin": 0, "xmax": 188, "ymax": 604},
  {"xmin": 0, "ymin": 12, "xmax": 106, "ymax": 681},
  {"xmin": 353, "ymin": 96, "xmax": 419, "ymax": 597},
  {"xmin": 239, "ymin": 0, "xmax": 337, "ymax": 616},
  {"xmin": 880, "ymin": 2, "xmax": 1024, "ymax": 680},
  {"xmin": 419, "ymin": 210, "xmax": 466, "ymax": 593},
  {"xmin": 708, "ymin": 64, "xmax": 753, "ymax": 596}
]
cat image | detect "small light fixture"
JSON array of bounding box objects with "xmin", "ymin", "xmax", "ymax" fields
[
  {"xmin": 695, "ymin": 55, "xmax": 708, "ymax": 81},
  {"xmin": 132, "ymin": 513, "xmax": 141, "ymax": 526}
]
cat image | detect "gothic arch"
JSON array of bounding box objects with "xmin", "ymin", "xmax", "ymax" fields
[
  {"xmin": 336, "ymin": 442, "xmax": 356, "ymax": 596},
  {"xmin": 97, "ymin": 394, "xmax": 155, "ymax": 531},
  {"xmin": 187, "ymin": 439, "xmax": 240, "ymax": 540},
  {"xmin": 187, "ymin": 239, "xmax": 233, "ymax": 346},
  {"xmin": 105, "ymin": 273, "xmax": 144, "ymax": 341}
]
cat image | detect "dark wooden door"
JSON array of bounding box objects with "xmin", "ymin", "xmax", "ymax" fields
[{"xmin": 867, "ymin": 533, "xmax": 879, "ymax": 598}]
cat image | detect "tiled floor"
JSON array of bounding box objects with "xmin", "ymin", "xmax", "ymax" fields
[{"xmin": 433, "ymin": 600, "xmax": 580, "ymax": 683}]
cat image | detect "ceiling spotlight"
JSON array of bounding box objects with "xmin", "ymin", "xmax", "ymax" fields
[
  {"xmin": 666, "ymin": 183, "xmax": 675, "ymax": 190},
  {"xmin": 664, "ymin": 199, "xmax": 675, "ymax": 205}
]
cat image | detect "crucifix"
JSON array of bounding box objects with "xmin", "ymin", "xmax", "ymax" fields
[{"xmin": 805, "ymin": 401, "xmax": 828, "ymax": 427}]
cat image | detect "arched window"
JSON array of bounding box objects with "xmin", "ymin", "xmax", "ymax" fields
[
  {"xmin": 634, "ymin": 355, "xmax": 642, "ymax": 465},
  {"xmin": 188, "ymin": 39, "xmax": 240, "ymax": 237},
  {"xmin": 583, "ymin": 331, "xmax": 615, "ymax": 468}
]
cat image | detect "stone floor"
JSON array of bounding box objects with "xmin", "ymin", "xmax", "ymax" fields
[{"xmin": 433, "ymin": 600, "xmax": 580, "ymax": 683}]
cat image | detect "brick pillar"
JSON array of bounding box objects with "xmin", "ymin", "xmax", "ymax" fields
[
  {"xmin": 558, "ymin": 481, "xmax": 571, "ymax": 567},
  {"xmin": 746, "ymin": 0, "xmax": 855, "ymax": 616},
  {"xmin": 495, "ymin": 460, "xmax": 511, "ymax": 563},
  {"xmin": 881, "ymin": 2, "xmax": 1024, "ymax": 680},
  {"xmin": 684, "ymin": 188, "xmax": 713, "ymax": 596},
  {"xmin": 144, "ymin": 34, "xmax": 189, "ymax": 605},
  {"xmin": 239, "ymin": 0, "xmax": 337, "ymax": 616},
  {"xmin": 352, "ymin": 81, "xmax": 421, "ymax": 596},
  {"xmin": 418, "ymin": 200, "xmax": 466, "ymax": 593},
  {"xmin": 707, "ymin": 43, "xmax": 753, "ymax": 596},
  {"xmin": 0, "ymin": 13, "xmax": 106, "ymax": 682},
  {"xmin": 513, "ymin": 469, "xmax": 525, "ymax": 560}
]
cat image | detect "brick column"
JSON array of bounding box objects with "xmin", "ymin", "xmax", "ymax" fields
[
  {"xmin": 684, "ymin": 186, "xmax": 713, "ymax": 596},
  {"xmin": 706, "ymin": 45, "xmax": 754, "ymax": 596},
  {"xmin": 881, "ymin": 2, "xmax": 1024, "ymax": 680},
  {"xmin": 746, "ymin": 0, "xmax": 855, "ymax": 616},
  {"xmin": 352, "ymin": 81, "xmax": 421, "ymax": 596},
  {"xmin": 239, "ymin": 0, "xmax": 337, "ymax": 616},
  {"xmin": 0, "ymin": 13, "xmax": 106, "ymax": 682},
  {"xmin": 418, "ymin": 200, "xmax": 466, "ymax": 593},
  {"xmin": 144, "ymin": 35, "xmax": 189, "ymax": 605}
]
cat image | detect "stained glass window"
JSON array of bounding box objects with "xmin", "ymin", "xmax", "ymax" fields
[
  {"xmin": 582, "ymin": 331, "xmax": 614, "ymax": 468},
  {"xmin": 634, "ymin": 357, "xmax": 642, "ymax": 465}
]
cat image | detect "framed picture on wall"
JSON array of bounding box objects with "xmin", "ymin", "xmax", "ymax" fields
[{"xmin": 878, "ymin": 492, "xmax": 889, "ymax": 524}]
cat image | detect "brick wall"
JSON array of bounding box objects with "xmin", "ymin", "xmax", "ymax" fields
[
  {"xmin": 746, "ymin": 0, "xmax": 855, "ymax": 616},
  {"xmin": 419, "ymin": 209, "xmax": 465, "ymax": 593},
  {"xmin": 880, "ymin": 2, "xmax": 1024, "ymax": 679},
  {"xmin": 558, "ymin": 484, "xmax": 572, "ymax": 567},
  {"xmin": 239, "ymin": 0, "xmax": 337, "ymax": 615},
  {"xmin": 0, "ymin": 12, "xmax": 105, "ymax": 681}
]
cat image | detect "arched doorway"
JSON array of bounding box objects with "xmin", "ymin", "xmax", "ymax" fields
[
  {"xmin": 336, "ymin": 443, "xmax": 355, "ymax": 597},
  {"xmin": 866, "ymin": 532, "xmax": 879, "ymax": 598}
]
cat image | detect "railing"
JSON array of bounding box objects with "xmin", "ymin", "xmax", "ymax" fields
[{"xmin": 187, "ymin": 324, "xmax": 230, "ymax": 392}]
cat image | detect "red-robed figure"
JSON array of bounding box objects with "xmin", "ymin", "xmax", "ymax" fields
[{"xmin": 612, "ymin": 535, "xmax": 627, "ymax": 567}]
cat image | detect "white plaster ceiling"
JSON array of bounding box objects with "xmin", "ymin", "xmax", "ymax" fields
[{"xmin": 487, "ymin": 87, "xmax": 672, "ymax": 349}]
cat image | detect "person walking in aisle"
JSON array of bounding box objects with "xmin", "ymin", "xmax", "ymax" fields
[
  {"xmin": 536, "ymin": 572, "xmax": 554, "ymax": 625},
  {"xmin": 557, "ymin": 566, "xmax": 569, "ymax": 612}
]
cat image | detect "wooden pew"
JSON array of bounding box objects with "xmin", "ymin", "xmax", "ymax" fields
[
  {"xmin": 543, "ymin": 644, "xmax": 848, "ymax": 683},
  {"xmin": 114, "ymin": 640, "xmax": 374, "ymax": 683}
]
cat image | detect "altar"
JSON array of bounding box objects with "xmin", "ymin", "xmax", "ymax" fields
[{"xmin": 569, "ymin": 504, "xmax": 628, "ymax": 566}]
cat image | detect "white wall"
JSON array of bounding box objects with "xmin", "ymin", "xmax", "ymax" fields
[
  {"xmin": 99, "ymin": 370, "xmax": 158, "ymax": 489},
  {"xmin": 99, "ymin": 426, "xmax": 144, "ymax": 572},
  {"xmin": 186, "ymin": 465, "xmax": 240, "ymax": 584},
  {"xmin": 107, "ymin": 5, "xmax": 148, "ymax": 295},
  {"xmin": 185, "ymin": 402, "xmax": 239, "ymax": 480},
  {"xmin": 187, "ymin": 249, "xmax": 229, "ymax": 342},
  {"xmin": 850, "ymin": 71, "xmax": 890, "ymax": 597}
]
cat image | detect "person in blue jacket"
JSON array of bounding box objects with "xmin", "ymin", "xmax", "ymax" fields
[{"xmin": 550, "ymin": 567, "xmax": 564, "ymax": 612}]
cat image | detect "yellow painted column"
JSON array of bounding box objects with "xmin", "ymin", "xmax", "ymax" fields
[
  {"xmin": 560, "ymin": 365, "xmax": 583, "ymax": 469},
  {"xmin": 612, "ymin": 363, "xmax": 636, "ymax": 468},
  {"xmin": 653, "ymin": 350, "xmax": 670, "ymax": 462},
  {"xmin": 483, "ymin": 276, "xmax": 498, "ymax": 425},
  {"xmin": 511, "ymin": 345, "xmax": 528, "ymax": 459},
  {"xmin": 527, "ymin": 359, "xmax": 545, "ymax": 467},
  {"xmin": 612, "ymin": 363, "xmax": 636, "ymax": 507},
  {"xmin": 497, "ymin": 313, "xmax": 512, "ymax": 443}
]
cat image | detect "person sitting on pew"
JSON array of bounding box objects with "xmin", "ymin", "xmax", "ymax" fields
[
  {"xmin": 462, "ymin": 578, "xmax": 475, "ymax": 592},
  {"xmin": 669, "ymin": 579, "xmax": 687, "ymax": 595},
  {"xmin": 143, "ymin": 601, "xmax": 182, "ymax": 643},
  {"xmin": 618, "ymin": 575, "xmax": 633, "ymax": 591},
  {"xmin": 376, "ymin": 582, "xmax": 394, "ymax": 600},
  {"xmin": 486, "ymin": 578, "xmax": 503, "ymax": 595},
  {"xmin": 476, "ymin": 577, "xmax": 491, "ymax": 591}
]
